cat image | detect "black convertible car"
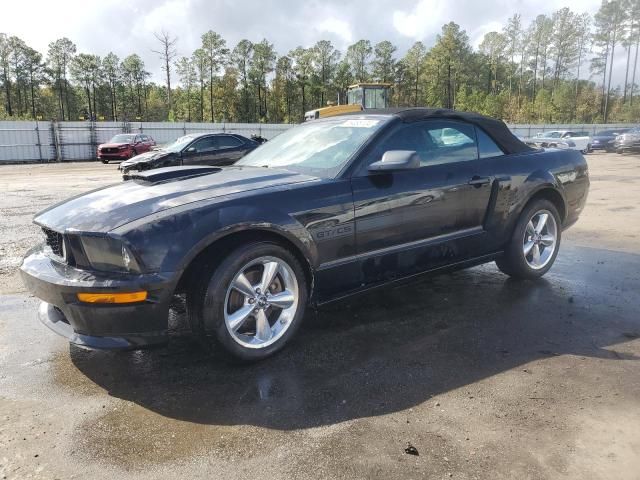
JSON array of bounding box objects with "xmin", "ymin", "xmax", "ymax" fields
[
  {"xmin": 118, "ymin": 132, "xmax": 258, "ymax": 177},
  {"xmin": 21, "ymin": 108, "xmax": 589, "ymax": 361}
]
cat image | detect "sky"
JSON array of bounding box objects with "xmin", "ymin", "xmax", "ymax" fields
[{"xmin": 1, "ymin": 0, "xmax": 608, "ymax": 85}]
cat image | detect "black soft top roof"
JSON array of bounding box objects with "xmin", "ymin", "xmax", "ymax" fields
[{"xmin": 347, "ymin": 107, "xmax": 533, "ymax": 155}]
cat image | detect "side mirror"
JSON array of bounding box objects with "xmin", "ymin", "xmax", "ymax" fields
[{"xmin": 368, "ymin": 150, "xmax": 420, "ymax": 173}]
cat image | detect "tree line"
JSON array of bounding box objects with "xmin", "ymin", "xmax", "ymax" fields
[{"xmin": 1, "ymin": 0, "xmax": 640, "ymax": 124}]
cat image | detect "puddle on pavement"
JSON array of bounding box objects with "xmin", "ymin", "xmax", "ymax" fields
[
  {"xmin": 50, "ymin": 350, "xmax": 105, "ymax": 396},
  {"xmin": 72, "ymin": 403, "xmax": 294, "ymax": 469},
  {"xmin": 6, "ymin": 250, "xmax": 638, "ymax": 473}
]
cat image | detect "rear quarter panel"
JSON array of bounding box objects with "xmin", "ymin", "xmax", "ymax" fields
[{"xmin": 481, "ymin": 148, "xmax": 588, "ymax": 246}]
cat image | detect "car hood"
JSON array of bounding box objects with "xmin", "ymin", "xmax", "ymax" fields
[
  {"xmin": 34, "ymin": 166, "xmax": 318, "ymax": 233},
  {"xmin": 120, "ymin": 149, "xmax": 169, "ymax": 167},
  {"xmin": 99, "ymin": 142, "xmax": 131, "ymax": 148}
]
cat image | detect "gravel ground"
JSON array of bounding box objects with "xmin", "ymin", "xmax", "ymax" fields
[
  {"xmin": 0, "ymin": 154, "xmax": 639, "ymax": 479},
  {"xmin": 0, "ymin": 162, "xmax": 119, "ymax": 294}
]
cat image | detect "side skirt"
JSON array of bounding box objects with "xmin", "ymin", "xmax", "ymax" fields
[{"xmin": 313, "ymin": 251, "xmax": 504, "ymax": 307}]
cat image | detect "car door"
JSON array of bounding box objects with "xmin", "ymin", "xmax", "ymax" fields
[
  {"xmin": 208, "ymin": 135, "xmax": 248, "ymax": 165},
  {"xmin": 132, "ymin": 135, "xmax": 143, "ymax": 153},
  {"xmin": 137, "ymin": 135, "xmax": 148, "ymax": 153},
  {"xmin": 142, "ymin": 135, "xmax": 153, "ymax": 152},
  {"xmin": 349, "ymin": 119, "xmax": 491, "ymax": 286},
  {"xmin": 181, "ymin": 136, "xmax": 218, "ymax": 165}
]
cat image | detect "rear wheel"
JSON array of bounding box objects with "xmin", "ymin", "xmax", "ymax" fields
[
  {"xmin": 101, "ymin": 159, "xmax": 109, "ymax": 164},
  {"xmin": 496, "ymin": 199, "xmax": 561, "ymax": 279},
  {"xmin": 187, "ymin": 242, "xmax": 308, "ymax": 361}
]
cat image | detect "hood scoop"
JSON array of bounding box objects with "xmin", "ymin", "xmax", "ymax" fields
[{"xmin": 125, "ymin": 166, "xmax": 222, "ymax": 183}]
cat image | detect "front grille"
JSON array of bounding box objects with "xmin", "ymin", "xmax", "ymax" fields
[
  {"xmin": 42, "ymin": 227, "xmax": 65, "ymax": 259},
  {"xmin": 102, "ymin": 147, "xmax": 120, "ymax": 154}
]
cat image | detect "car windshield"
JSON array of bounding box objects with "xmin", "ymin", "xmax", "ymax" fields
[
  {"xmin": 236, "ymin": 117, "xmax": 387, "ymax": 178},
  {"xmin": 110, "ymin": 134, "xmax": 135, "ymax": 143},
  {"xmin": 164, "ymin": 135, "xmax": 196, "ymax": 153}
]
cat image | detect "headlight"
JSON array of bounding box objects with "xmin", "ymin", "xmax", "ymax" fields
[{"xmin": 79, "ymin": 236, "xmax": 141, "ymax": 273}]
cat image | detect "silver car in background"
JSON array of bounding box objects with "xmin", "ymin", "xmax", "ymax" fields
[
  {"xmin": 526, "ymin": 130, "xmax": 592, "ymax": 154},
  {"xmin": 614, "ymin": 128, "xmax": 640, "ymax": 154}
]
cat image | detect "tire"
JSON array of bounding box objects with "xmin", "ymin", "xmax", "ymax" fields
[
  {"xmin": 617, "ymin": 149, "xmax": 624, "ymax": 154},
  {"xmin": 496, "ymin": 199, "xmax": 561, "ymax": 280},
  {"xmin": 101, "ymin": 159, "xmax": 109, "ymax": 164},
  {"xmin": 187, "ymin": 241, "xmax": 308, "ymax": 361},
  {"xmin": 130, "ymin": 149, "xmax": 137, "ymax": 159}
]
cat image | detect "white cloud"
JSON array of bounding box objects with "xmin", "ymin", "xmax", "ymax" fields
[
  {"xmin": 0, "ymin": 0, "xmax": 619, "ymax": 85},
  {"xmin": 469, "ymin": 21, "xmax": 504, "ymax": 48},
  {"xmin": 142, "ymin": 0, "xmax": 192, "ymax": 34},
  {"xmin": 315, "ymin": 18, "xmax": 354, "ymax": 44},
  {"xmin": 392, "ymin": 1, "xmax": 448, "ymax": 40}
]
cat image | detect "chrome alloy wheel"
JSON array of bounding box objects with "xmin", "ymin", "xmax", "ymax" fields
[
  {"xmin": 223, "ymin": 256, "xmax": 299, "ymax": 349},
  {"xmin": 523, "ymin": 209, "xmax": 558, "ymax": 270}
]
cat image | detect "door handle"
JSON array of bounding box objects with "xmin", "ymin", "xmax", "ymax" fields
[{"xmin": 468, "ymin": 176, "xmax": 491, "ymax": 187}]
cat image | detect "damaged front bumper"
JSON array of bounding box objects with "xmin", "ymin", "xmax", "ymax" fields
[{"xmin": 20, "ymin": 245, "xmax": 180, "ymax": 350}]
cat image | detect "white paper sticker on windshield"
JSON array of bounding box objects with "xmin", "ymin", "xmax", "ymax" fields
[{"xmin": 338, "ymin": 119, "xmax": 380, "ymax": 128}]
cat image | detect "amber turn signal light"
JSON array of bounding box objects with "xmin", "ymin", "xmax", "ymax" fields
[{"xmin": 77, "ymin": 291, "xmax": 148, "ymax": 304}]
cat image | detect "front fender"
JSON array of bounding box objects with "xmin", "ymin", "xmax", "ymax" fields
[
  {"xmin": 176, "ymin": 211, "xmax": 318, "ymax": 273},
  {"xmin": 114, "ymin": 198, "xmax": 318, "ymax": 275}
]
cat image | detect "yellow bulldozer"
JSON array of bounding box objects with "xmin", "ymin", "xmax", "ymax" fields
[{"xmin": 304, "ymin": 83, "xmax": 392, "ymax": 121}]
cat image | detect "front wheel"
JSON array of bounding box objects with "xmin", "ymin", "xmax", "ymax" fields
[
  {"xmin": 496, "ymin": 199, "xmax": 561, "ymax": 279},
  {"xmin": 187, "ymin": 242, "xmax": 308, "ymax": 361}
]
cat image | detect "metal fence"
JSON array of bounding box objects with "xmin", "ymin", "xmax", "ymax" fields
[
  {"xmin": 0, "ymin": 120, "xmax": 635, "ymax": 163},
  {"xmin": 0, "ymin": 121, "xmax": 293, "ymax": 162},
  {"xmin": 0, "ymin": 121, "xmax": 57, "ymax": 162}
]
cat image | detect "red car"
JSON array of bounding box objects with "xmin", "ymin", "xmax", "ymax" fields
[{"xmin": 97, "ymin": 134, "xmax": 156, "ymax": 163}]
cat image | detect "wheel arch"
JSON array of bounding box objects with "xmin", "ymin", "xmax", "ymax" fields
[
  {"xmin": 501, "ymin": 176, "xmax": 568, "ymax": 246},
  {"xmin": 519, "ymin": 169, "xmax": 567, "ymax": 221},
  {"xmin": 175, "ymin": 227, "xmax": 316, "ymax": 298},
  {"xmin": 524, "ymin": 187, "xmax": 567, "ymax": 222}
]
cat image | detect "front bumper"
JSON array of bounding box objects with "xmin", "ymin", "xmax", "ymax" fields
[
  {"xmin": 590, "ymin": 142, "xmax": 614, "ymax": 150},
  {"xmin": 20, "ymin": 245, "xmax": 180, "ymax": 350},
  {"xmin": 98, "ymin": 150, "xmax": 131, "ymax": 160},
  {"xmin": 614, "ymin": 141, "xmax": 640, "ymax": 151}
]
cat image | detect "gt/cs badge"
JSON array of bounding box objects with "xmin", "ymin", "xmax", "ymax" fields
[{"xmin": 314, "ymin": 224, "xmax": 353, "ymax": 241}]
